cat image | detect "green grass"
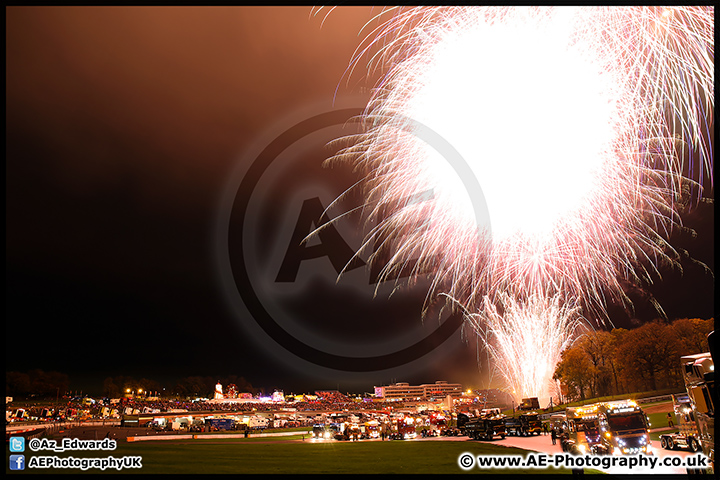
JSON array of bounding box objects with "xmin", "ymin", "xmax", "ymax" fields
[
  {"xmin": 646, "ymin": 411, "xmax": 670, "ymax": 429},
  {"xmin": 9, "ymin": 438, "xmax": 603, "ymax": 475},
  {"xmin": 555, "ymin": 388, "xmax": 682, "ymax": 409}
]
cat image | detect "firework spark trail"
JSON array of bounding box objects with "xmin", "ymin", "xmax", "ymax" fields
[
  {"xmin": 322, "ymin": 7, "xmax": 713, "ymax": 403},
  {"xmin": 464, "ymin": 293, "xmax": 589, "ymax": 403}
]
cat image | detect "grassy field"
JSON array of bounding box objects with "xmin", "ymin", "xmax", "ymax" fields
[{"xmin": 9, "ymin": 437, "xmax": 601, "ymax": 475}]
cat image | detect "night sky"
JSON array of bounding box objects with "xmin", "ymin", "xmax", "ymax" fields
[{"xmin": 6, "ymin": 7, "xmax": 714, "ymax": 396}]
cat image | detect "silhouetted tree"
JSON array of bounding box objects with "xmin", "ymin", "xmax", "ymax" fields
[
  {"xmin": 103, "ymin": 377, "xmax": 121, "ymax": 398},
  {"xmin": 6, "ymin": 370, "xmax": 69, "ymax": 399}
]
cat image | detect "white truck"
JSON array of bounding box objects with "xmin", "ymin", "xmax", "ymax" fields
[
  {"xmin": 676, "ymin": 345, "xmax": 715, "ymax": 472},
  {"xmin": 659, "ymin": 393, "xmax": 703, "ymax": 452},
  {"xmin": 249, "ymin": 415, "xmax": 269, "ymax": 429}
]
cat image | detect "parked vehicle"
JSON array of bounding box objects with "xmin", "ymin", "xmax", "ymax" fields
[
  {"xmin": 676, "ymin": 336, "xmax": 715, "ymax": 473},
  {"xmin": 458, "ymin": 412, "xmax": 506, "ymax": 441},
  {"xmin": 595, "ymin": 400, "xmax": 652, "ymax": 455},
  {"xmin": 505, "ymin": 412, "xmax": 542, "ymax": 436},
  {"xmin": 659, "ymin": 393, "xmax": 703, "ymax": 452}
]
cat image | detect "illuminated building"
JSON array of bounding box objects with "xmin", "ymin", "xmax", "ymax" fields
[{"xmin": 374, "ymin": 381, "xmax": 463, "ymax": 401}]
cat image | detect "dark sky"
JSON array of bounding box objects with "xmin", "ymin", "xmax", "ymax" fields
[{"xmin": 6, "ymin": 7, "xmax": 714, "ymax": 397}]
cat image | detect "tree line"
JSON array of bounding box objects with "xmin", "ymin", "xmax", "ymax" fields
[
  {"xmin": 6, "ymin": 369, "xmax": 70, "ymax": 399},
  {"xmin": 101, "ymin": 374, "xmax": 257, "ymax": 399},
  {"xmin": 5, "ymin": 372, "xmax": 257, "ymax": 400},
  {"xmin": 553, "ymin": 317, "xmax": 713, "ymax": 402}
]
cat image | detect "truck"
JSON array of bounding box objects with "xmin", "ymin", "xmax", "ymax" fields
[
  {"xmin": 458, "ymin": 412, "xmax": 507, "ymax": 441},
  {"xmin": 658, "ymin": 393, "xmax": 703, "ymax": 452},
  {"xmin": 389, "ymin": 418, "xmax": 416, "ymax": 440},
  {"xmin": 677, "ymin": 344, "xmax": 715, "ymax": 470},
  {"xmin": 518, "ymin": 397, "xmax": 540, "ymax": 411},
  {"xmin": 312, "ymin": 423, "xmax": 332, "ymax": 439},
  {"xmin": 346, "ymin": 423, "xmax": 362, "ymax": 440},
  {"xmin": 504, "ymin": 412, "xmax": 543, "ymax": 436},
  {"xmin": 595, "ymin": 400, "xmax": 652, "ymax": 455},
  {"xmin": 206, "ymin": 418, "xmax": 236, "ymax": 431},
  {"xmin": 564, "ymin": 404, "xmax": 603, "ymax": 454},
  {"xmin": 548, "ymin": 413, "xmax": 568, "ymax": 434},
  {"xmin": 248, "ymin": 415, "xmax": 269, "ymax": 429},
  {"xmin": 329, "ymin": 422, "xmax": 348, "ymax": 440},
  {"xmin": 362, "ymin": 420, "xmax": 380, "ymax": 439}
]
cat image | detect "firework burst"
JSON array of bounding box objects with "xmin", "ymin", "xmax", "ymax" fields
[
  {"xmin": 464, "ymin": 292, "xmax": 589, "ymax": 403},
  {"xmin": 322, "ymin": 6, "xmax": 714, "ymax": 403}
]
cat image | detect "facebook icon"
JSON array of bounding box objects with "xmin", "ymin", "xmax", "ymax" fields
[{"xmin": 9, "ymin": 454, "xmax": 25, "ymax": 470}]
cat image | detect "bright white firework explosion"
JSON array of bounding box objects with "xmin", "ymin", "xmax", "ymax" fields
[{"xmin": 322, "ymin": 6, "xmax": 714, "ymax": 404}]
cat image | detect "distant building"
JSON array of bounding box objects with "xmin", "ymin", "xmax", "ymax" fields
[{"xmin": 374, "ymin": 381, "xmax": 463, "ymax": 401}]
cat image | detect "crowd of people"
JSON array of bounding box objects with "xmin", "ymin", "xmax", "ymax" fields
[{"xmin": 7, "ymin": 391, "xmax": 427, "ymax": 424}]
